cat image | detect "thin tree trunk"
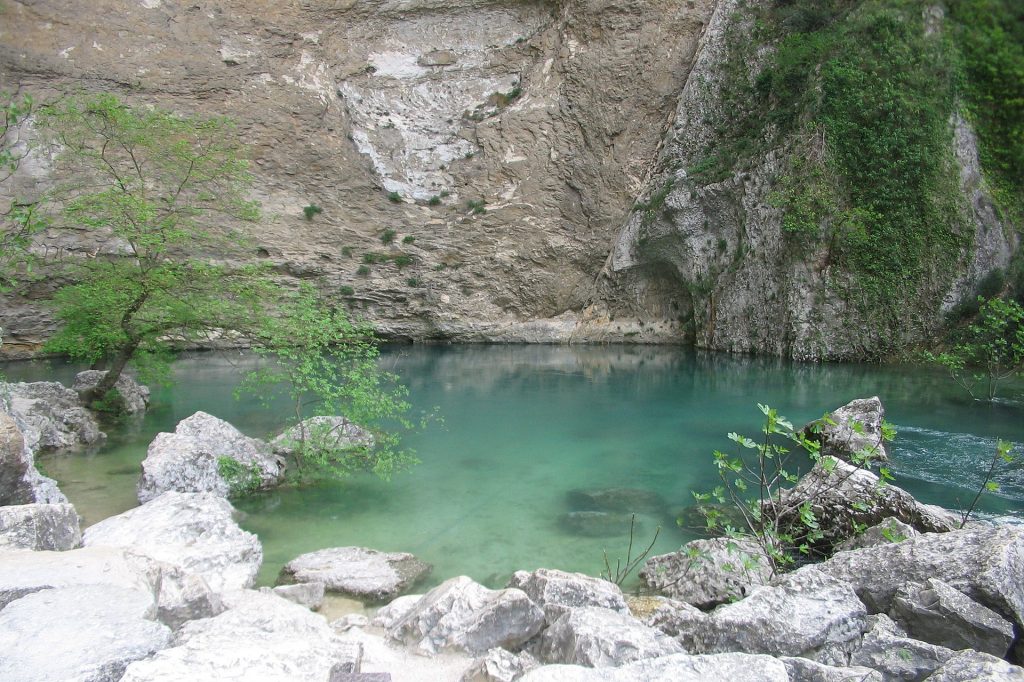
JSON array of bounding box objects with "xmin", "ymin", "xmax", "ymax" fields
[{"xmin": 83, "ymin": 341, "xmax": 138, "ymax": 405}]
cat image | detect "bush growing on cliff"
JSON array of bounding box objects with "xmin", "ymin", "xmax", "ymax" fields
[{"xmin": 0, "ymin": 91, "xmax": 43, "ymax": 292}]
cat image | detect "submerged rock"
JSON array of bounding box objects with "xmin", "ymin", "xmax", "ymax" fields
[
  {"xmin": 506, "ymin": 568, "xmax": 628, "ymax": 625},
  {"xmin": 271, "ymin": 416, "xmax": 373, "ymax": 456},
  {"xmin": 802, "ymin": 396, "xmax": 889, "ymax": 462},
  {"xmin": 0, "ymin": 503, "xmax": 81, "ymax": 551},
  {"xmin": 279, "ymin": 546, "xmax": 430, "ymax": 603},
  {"xmin": 566, "ymin": 487, "xmax": 668, "ymax": 514},
  {"xmin": 73, "ymin": 370, "xmax": 150, "ymax": 414},
  {"xmin": 84, "ymin": 491, "xmax": 262, "ymax": 594},
  {"xmin": 2, "ymin": 380, "xmax": 105, "ymax": 451},
  {"xmin": 639, "ymin": 537, "xmax": 770, "ymax": 609},
  {"xmin": 538, "ymin": 606, "xmax": 684, "ymax": 667},
  {"xmin": 0, "ymin": 584, "xmax": 171, "ymax": 682},
  {"xmin": 137, "ymin": 411, "xmax": 284, "ymax": 502},
  {"xmin": 387, "ymin": 575, "xmax": 544, "ymax": 656},
  {"xmin": 560, "ymin": 510, "xmax": 637, "ymax": 537}
]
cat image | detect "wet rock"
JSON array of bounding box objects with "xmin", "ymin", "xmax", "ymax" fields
[
  {"xmin": 889, "ymin": 578, "xmax": 1014, "ymax": 657},
  {"xmin": 835, "ymin": 517, "xmax": 919, "ymax": 552},
  {"xmin": 0, "ymin": 545, "xmax": 160, "ymax": 609},
  {"xmin": 848, "ymin": 614, "xmax": 955, "ymax": 681},
  {"xmin": 120, "ymin": 589, "xmax": 357, "ymax": 681},
  {"xmin": 775, "ymin": 456, "xmax": 958, "ymax": 551},
  {"xmin": 271, "ymin": 415, "xmax": 373, "ymax": 457},
  {"xmin": 371, "ymin": 594, "xmax": 422, "ymax": 629},
  {"xmin": 520, "ymin": 652, "xmax": 791, "ymax": 681},
  {"xmin": 780, "ymin": 656, "xmax": 883, "ymax": 682},
  {"xmin": 2, "ymin": 380, "xmax": 105, "ymax": 451},
  {"xmin": 803, "ymin": 396, "xmax": 889, "ymax": 462},
  {"xmin": 0, "ymin": 584, "xmax": 171, "ymax": 682},
  {"xmin": 566, "ymin": 487, "xmax": 667, "ymax": 514},
  {"xmin": 639, "ymin": 537, "xmax": 770, "ymax": 609},
  {"xmin": 85, "ymin": 491, "xmax": 262, "ymax": 593},
  {"xmin": 688, "ymin": 567, "xmax": 867, "ymax": 658},
  {"xmin": 927, "ymin": 650, "xmax": 1024, "ymax": 681},
  {"xmin": 137, "ymin": 411, "xmax": 285, "ymax": 502},
  {"xmin": 461, "ymin": 647, "xmax": 539, "ymax": 682},
  {"xmin": 73, "ymin": 370, "xmax": 150, "ymax": 414},
  {"xmin": 538, "ymin": 606, "xmax": 683, "ymax": 667},
  {"xmin": 0, "ymin": 503, "xmax": 81, "ymax": 551},
  {"xmin": 560, "ymin": 511, "xmax": 636, "ymax": 537},
  {"xmin": 279, "ymin": 546, "xmax": 430, "ymax": 603},
  {"xmin": 818, "ymin": 525, "xmax": 1024, "ymax": 628},
  {"xmin": 387, "ymin": 575, "xmax": 544, "ymax": 656},
  {"xmin": 267, "ymin": 581, "xmax": 325, "ymax": 611},
  {"xmin": 506, "ymin": 568, "xmax": 628, "ymax": 625}
]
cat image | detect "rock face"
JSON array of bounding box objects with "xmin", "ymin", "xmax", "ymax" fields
[
  {"xmin": 889, "ymin": 579, "xmax": 1015, "ymax": 657},
  {"xmin": 73, "ymin": 370, "xmax": 150, "ymax": 414},
  {"xmin": 506, "ymin": 568, "xmax": 628, "ymax": 625},
  {"xmin": 818, "ymin": 525, "xmax": 1024, "ymax": 628},
  {"xmin": 0, "ymin": 502, "xmax": 81, "ymax": 551},
  {"xmin": 137, "ymin": 411, "xmax": 284, "ymax": 502},
  {"xmin": 279, "ymin": 546, "xmax": 430, "ymax": 602},
  {"xmin": 639, "ymin": 537, "xmax": 770, "ymax": 609},
  {"xmin": 0, "ymin": 584, "xmax": 172, "ymax": 682},
  {"xmin": 803, "ymin": 397, "xmax": 889, "ymax": 462},
  {"xmin": 0, "ymin": 411, "xmax": 66, "ymax": 505},
  {"xmin": 84, "ymin": 491, "xmax": 263, "ymax": 593},
  {"xmin": 774, "ymin": 456, "xmax": 958, "ymax": 550},
  {"xmin": 2, "ymin": 381, "xmax": 104, "ymax": 451},
  {"xmin": 120, "ymin": 589, "xmax": 357, "ymax": 681},
  {"xmin": 538, "ymin": 606, "xmax": 684, "ymax": 667},
  {"xmin": 387, "ymin": 575, "xmax": 545, "ymax": 655}
]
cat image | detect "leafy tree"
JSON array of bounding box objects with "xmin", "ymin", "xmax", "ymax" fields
[
  {"xmin": 926, "ymin": 297, "xmax": 1024, "ymax": 401},
  {"xmin": 35, "ymin": 93, "xmax": 265, "ymax": 404},
  {"xmin": 238, "ymin": 285, "xmax": 421, "ymax": 484}
]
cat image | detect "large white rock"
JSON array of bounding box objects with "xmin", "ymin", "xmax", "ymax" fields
[
  {"xmin": 0, "ymin": 584, "xmax": 171, "ymax": 682},
  {"xmin": 388, "ymin": 575, "xmax": 545, "ymax": 656},
  {"xmin": 0, "ymin": 502, "xmax": 81, "ymax": 550},
  {"xmin": 507, "ymin": 568, "xmax": 629, "ymax": 625},
  {"xmin": 2, "ymin": 380, "xmax": 105, "ymax": 451},
  {"xmin": 271, "ymin": 415, "xmax": 373, "ymax": 456},
  {"xmin": 848, "ymin": 614, "xmax": 955, "ymax": 681},
  {"xmin": 927, "ymin": 650, "xmax": 1024, "ymax": 681},
  {"xmin": 120, "ymin": 589, "xmax": 358, "ymax": 681},
  {"xmin": 279, "ymin": 545, "xmax": 430, "ymax": 602},
  {"xmin": 538, "ymin": 606, "xmax": 684, "ymax": 667},
  {"xmin": 803, "ymin": 396, "xmax": 889, "ymax": 462},
  {"xmin": 639, "ymin": 537, "xmax": 771, "ymax": 608},
  {"xmin": 73, "ymin": 370, "xmax": 150, "ymax": 414},
  {"xmin": 520, "ymin": 652, "xmax": 791, "ymax": 682},
  {"xmin": 84, "ymin": 491, "xmax": 263, "ymax": 593},
  {"xmin": 0, "ymin": 410, "xmax": 67, "ymax": 505},
  {"xmin": 137, "ymin": 411, "xmax": 284, "ymax": 502}
]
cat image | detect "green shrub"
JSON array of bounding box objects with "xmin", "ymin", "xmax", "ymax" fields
[
  {"xmin": 406, "ymin": 277, "xmax": 420, "ymax": 287},
  {"xmin": 467, "ymin": 199, "xmax": 486, "ymax": 215},
  {"xmin": 302, "ymin": 204, "xmax": 322, "ymax": 220},
  {"xmin": 381, "ymin": 229, "xmax": 396, "ymax": 244},
  {"xmin": 339, "ymin": 285, "xmax": 355, "ymax": 296},
  {"xmin": 217, "ymin": 456, "xmax": 263, "ymax": 497},
  {"xmin": 356, "ymin": 264, "xmax": 370, "ymax": 276},
  {"xmin": 402, "ymin": 235, "xmax": 416, "ymax": 244},
  {"xmin": 428, "ymin": 196, "xmax": 441, "ymax": 206},
  {"xmin": 387, "ymin": 191, "xmax": 402, "ymax": 203}
]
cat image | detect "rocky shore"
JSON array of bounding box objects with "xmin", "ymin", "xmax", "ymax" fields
[{"xmin": 0, "ymin": 379, "xmax": 1022, "ymax": 681}]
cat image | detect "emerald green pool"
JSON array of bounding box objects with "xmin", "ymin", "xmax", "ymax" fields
[{"xmin": 7, "ymin": 345, "xmax": 1023, "ymax": 589}]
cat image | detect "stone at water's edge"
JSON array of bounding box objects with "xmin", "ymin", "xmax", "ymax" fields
[
  {"xmin": 802, "ymin": 396, "xmax": 889, "ymax": 462},
  {"xmin": 2, "ymin": 380, "xmax": 105, "ymax": 452},
  {"xmin": 538, "ymin": 606, "xmax": 684, "ymax": 667},
  {"xmin": 0, "ymin": 584, "xmax": 172, "ymax": 682},
  {"xmin": 266, "ymin": 581, "xmax": 326, "ymax": 611},
  {"xmin": 84, "ymin": 491, "xmax": 263, "ymax": 594},
  {"xmin": 73, "ymin": 370, "xmax": 150, "ymax": 414},
  {"xmin": 0, "ymin": 412, "xmax": 66, "ymax": 505},
  {"xmin": 137, "ymin": 411, "xmax": 285, "ymax": 502},
  {"xmin": 639, "ymin": 537, "xmax": 770, "ymax": 609},
  {"xmin": 506, "ymin": 567, "xmax": 629, "ymax": 625},
  {"xmin": 387, "ymin": 575, "xmax": 545, "ymax": 656},
  {"xmin": 0, "ymin": 503, "xmax": 81, "ymax": 551},
  {"xmin": 272, "ymin": 415, "xmax": 374, "ymax": 456},
  {"xmin": 279, "ymin": 546, "xmax": 431, "ymax": 603}
]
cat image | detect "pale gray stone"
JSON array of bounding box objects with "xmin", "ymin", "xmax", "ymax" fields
[
  {"xmin": 371, "ymin": 594, "xmax": 422, "ymax": 629},
  {"xmin": 781, "ymin": 656, "xmax": 883, "ymax": 682},
  {"xmin": 0, "ymin": 401, "xmax": 69, "ymax": 505},
  {"xmin": 388, "ymin": 576, "xmax": 545, "ymax": 656},
  {"xmin": 0, "ymin": 502, "xmax": 81, "ymax": 550},
  {"xmin": 520, "ymin": 652, "xmax": 791, "ymax": 682},
  {"xmin": 641, "ymin": 596, "xmax": 708, "ymax": 651},
  {"xmin": 153, "ymin": 564, "xmax": 224, "ymax": 630},
  {"xmin": 819, "ymin": 525, "xmax": 1024, "ymax": 628},
  {"xmin": 269, "ymin": 581, "xmax": 326, "ymax": 611},
  {"xmin": 84, "ymin": 491, "xmax": 262, "ymax": 593},
  {"xmin": 120, "ymin": 589, "xmax": 357, "ymax": 681},
  {"xmin": 836, "ymin": 517, "xmax": 919, "ymax": 552},
  {"xmin": 137, "ymin": 411, "xmax": 284, "ymax": 502},
  {"xmin": 461, "ymin": 647, "xmax": 539, "ymax": 682},
  {"xmin": 927, "ymin": 650, "xmax": 1024, "ymax": 681},
  {"xmin": 272, "ymin": 415, "xmax": 373, "ymax": 456},
  {"xmin": 73, "ymin": 370, "xmax": 150, "ymax": 414},
  {"xmin": 848, "ymin": 614, "xmax": 955, "ymax": 681},
  {"xmin": 507, "ymin": 568, "xmax": 628, "ymax": 624},
  {"xmin": 3, "ymin": 380, "xmax": 105, "ymax": 451},
  {"xmin": 539, "ymin": 606, "xmax": 683, "ymax": 667},
  {"xmin": 803, "ymin": 396, "xmax": 889, "ymax": 462},
  {"xmin": 280, "ymin": 546, "xmax": 430, "ymax": 602},
  {"xmin": 890, "ymin": 578, "xmax": 1014, "ymax": 657},
  {"xmin": 639, "ymin": 537, "xmax": 770, "ymax": 608},
  {"xmin": 0, "ymin": 584, "xmax": 171, "ymax": 682}
]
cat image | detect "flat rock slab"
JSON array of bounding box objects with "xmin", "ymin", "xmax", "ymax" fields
[
  {"xmin": 507, "ymin": 568, "xmax": 628, "ymax": 625},
  {"xmin": 538, "ymin": 606, "xmax": 683, "ymax": 667},
  {"xmin": 0, "ymin": 502, "xmax": 81, "ymax": 551},
  {"xmin": 0, "ymin": 584, "xmax": 171, "ymax": 682},
  {"xmin": 84, "ymin": 491, "xmax": 262, "ymax": 593},
  {"xmin": 520, "ymin": 652, "xmax": 791, "ymax": 681},
  {"xmin": 280, "ymin": 546, "xmax": 430, "ymax": 602}
]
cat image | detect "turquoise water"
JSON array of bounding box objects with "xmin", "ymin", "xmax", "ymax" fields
[{"xmin": 6, "ymin": 345, "xmax": 1024, "ymax": 589}]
